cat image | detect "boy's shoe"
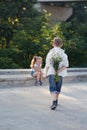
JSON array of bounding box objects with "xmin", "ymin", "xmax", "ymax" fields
[
  {"xmin": 51, "ymin": 104, "xmax": 56, "ymax": 110},
  {"xmin": 50, "ymin": 100, "xmax": 58, "ymax": 110}
]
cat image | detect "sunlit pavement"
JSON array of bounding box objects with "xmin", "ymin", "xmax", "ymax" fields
[{"xmin": 0, "ymin": 82, "xmax": 87, "ymax": 130}]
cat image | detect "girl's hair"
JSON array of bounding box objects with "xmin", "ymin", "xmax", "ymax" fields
[
  {"xmin": 30, "ymin": 56, "xmax": 37, "ymax": 68},
  {"xmin": 37, "ymin": 56, "xmax": 42, "ymax": 61}
]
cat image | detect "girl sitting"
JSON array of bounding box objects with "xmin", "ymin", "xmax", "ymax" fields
[{"xmin": 30, "ymin": 56, "xmax": 43, "ymax": 86}]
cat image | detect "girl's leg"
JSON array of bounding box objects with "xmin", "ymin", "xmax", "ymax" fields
[
  {"xmin": 39, "ymin": 71, "xmax": 42, "ymax": 80},
  {"xmin": 39, "ymin": 71, "xmax": 43, "ymax": 85},
  {"xmin": 36, "ymin": 72, "xmax": 40, "ymax": 81},
  {"xmin": 33, "ymin": 71, "xmax": 40, "ymax": 81},
  {"xmin": 33, "ymin": 72, "xmax": 41, "ymax": 86}
]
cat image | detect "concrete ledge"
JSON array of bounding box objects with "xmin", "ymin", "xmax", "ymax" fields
[
  {"xmin": 67, "ymin": 68, "xmax": 87, "ymax": 72},
  {"xmin": 0, "ymin": 69, "xmax": 30, "ymax": 75},
  {"xmin": 0, "ymin": 68, "xmax": 87, "ymax": 87}
]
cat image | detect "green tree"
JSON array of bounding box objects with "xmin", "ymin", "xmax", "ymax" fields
[
  {"xmin": 69, "ymin": 1, "xmax": 87, "ymax": 23},
  {"xmin": 12, "ymin": 14, "xmax": 64, "ymax": 68},
  {"xmin": 0, "ymin": 0, "xmax": 52, "ymax": 68},
  {"xmin": 60, "ymin": 1, "xmax": 87, "ymax": 67},
  {"xmin": 0, "ymin": 0, "xmax": 37, "ymax": 48}
]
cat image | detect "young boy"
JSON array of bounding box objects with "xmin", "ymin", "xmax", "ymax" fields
[{"xmin": 45, "ymin": 37, "xmax": 69, "ymax": 110}]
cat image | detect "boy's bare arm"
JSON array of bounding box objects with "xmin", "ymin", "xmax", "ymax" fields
[
  {"xmin": 57, "ymin": 66, "xmax": 67, "ymax": 73},
  {"xmin": 46, "ymin": 67, "xmax": 49, "ymax": 78}
]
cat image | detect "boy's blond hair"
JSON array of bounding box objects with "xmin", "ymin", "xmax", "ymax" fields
[{"xmin": 53, "ymin": 37, "xmax": 63, "ymax": 47}]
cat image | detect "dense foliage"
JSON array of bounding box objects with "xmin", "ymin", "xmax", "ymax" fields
[
  {"xmin": 0, "ymin": 1, "xmax": 87, "ymax": 68},
  {"xmin": 0, "ymin": 0, "xmax": 50, "ymax": 68},
  {"xmin": 60, "ymin": 2, "xmax": 87, "ymax": 67}
]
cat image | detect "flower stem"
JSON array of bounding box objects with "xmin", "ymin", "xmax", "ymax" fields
[{"xmin": 55, "ymin": 74, "xmax": 60, "ymax": 82}]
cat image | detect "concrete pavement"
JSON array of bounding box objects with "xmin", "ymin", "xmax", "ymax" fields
[{"xmin": 0, "ymin": 82, "xmax": 87, "ymax": 130}]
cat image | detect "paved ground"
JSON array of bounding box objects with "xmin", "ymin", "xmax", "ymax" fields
[{"xmin": 0, "ymin": 82, "xmax": 87, "ymax": 130}]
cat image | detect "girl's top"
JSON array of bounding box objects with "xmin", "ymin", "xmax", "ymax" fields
[{"xmin": 31, "ymin": 63, "xmax": 42, "ymax": 72}]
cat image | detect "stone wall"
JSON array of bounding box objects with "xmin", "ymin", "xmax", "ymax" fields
[
  {"xmin": 41, "ymin": 3, "xmax": 73, "ymax": 21},
  {"xmin": 0, "ymin": 68, "xmax": 87, "ymax": 87}
]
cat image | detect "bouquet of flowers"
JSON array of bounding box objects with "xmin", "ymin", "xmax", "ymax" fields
[{"xmin": 50, "ymin": 53, "xmax": 62, "ymax": 82}]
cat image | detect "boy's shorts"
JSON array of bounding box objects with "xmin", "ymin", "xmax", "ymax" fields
[
  {"xmin": 31, "ymin": 70, "xmax": 35, "ymax": 77},
  {"xmin": 48, "ymin": 75, "xmax": 62, "ymax": 94}
]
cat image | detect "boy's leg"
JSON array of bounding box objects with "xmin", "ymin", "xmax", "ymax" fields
[
  {"xmin": 48, "ymin": 75, "xmax": 63, "ymax": 110},
  {"xmin": 55, "ymin": 76, "xmax": 63, "ymax": 105},
  {"xmin": 50, "ymin": 93, "xmax": 60, "ymax": 110},
  {"xmin": 48, "ymin": 75, "xmax": 58, "ymax": 110}
]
